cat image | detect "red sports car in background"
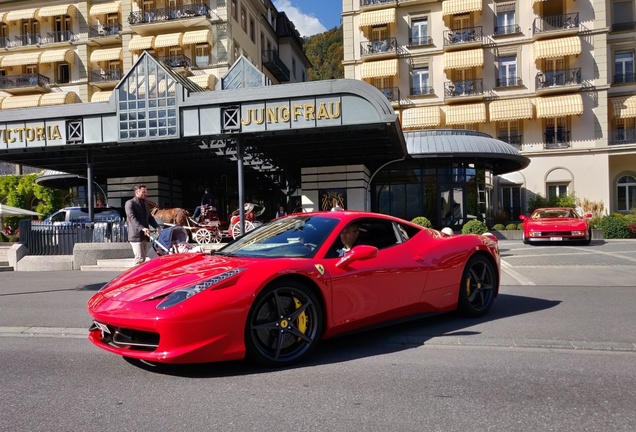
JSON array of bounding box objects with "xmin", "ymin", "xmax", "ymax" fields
[
  {"xmin": 88, "ymin": 211, "xmax": 500, "ymax": 367},
  {"xmin": 519, "ymin": 207, "xmax": 593, "ymax": 245}
]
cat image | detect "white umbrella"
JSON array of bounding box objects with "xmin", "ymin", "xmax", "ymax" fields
[{"xmin": 0, "ymin": 204, "xmax": 42, "ymax": 217}]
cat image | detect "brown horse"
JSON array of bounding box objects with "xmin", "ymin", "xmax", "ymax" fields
[{"xmin": 151, "ymin": 207, "xmax": 191, "ymax": 227}]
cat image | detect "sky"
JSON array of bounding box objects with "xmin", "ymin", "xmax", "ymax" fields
[{"xmin": 273, "ymin": 0, "xmax": 343, "ymax": 37}]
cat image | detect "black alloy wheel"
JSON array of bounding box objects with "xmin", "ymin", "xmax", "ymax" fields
[
  {"xmin": 457, "ymin": 255, "xmax": 497, "ymax": 317},
  {"xmin": 245, "ymin": 280, "xmax": 323, "ymax": 367}
]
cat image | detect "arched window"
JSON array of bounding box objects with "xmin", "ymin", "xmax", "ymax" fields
[{"xmin": 617, "ymin": 175, "xmax": 636, "ymax": 211}]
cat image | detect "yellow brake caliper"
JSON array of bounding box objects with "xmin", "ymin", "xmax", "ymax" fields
[{"xmin": 293, "ymin": 297, "xmax": 308, "ymax": 338}]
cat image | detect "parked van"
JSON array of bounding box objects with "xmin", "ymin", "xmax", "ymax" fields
[{"xmin": 43, "ymin": 207, "xmax": 125, "ymax": 224}]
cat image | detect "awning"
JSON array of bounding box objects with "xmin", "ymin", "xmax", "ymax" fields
[
  {"xmin": 444, "ymin": 49, "xmax": 484, "ymax": 70},
  {"xmin": 91, "ymin": 91, "xmax": 113, "ymax": 102},
  {"xmin": 153, "ymin": 32, "xmax": 183, "ymax": 49},
  {"xmin": 4, "ymin": 8, "xmax": 38, "ymax": 22},
  {"xmin": 359, "ymin": 8, "xmax": 396, "ymax": 27},
  {"xmin": 610, "ymin": 96, "xmax": 636, "ymax": 119},
  {"xmin": 1, "ymin": 52, "xmax": 41, "ymax": 67},
  {"xmin": 40, "ymin": 92, "xmax": 77, "ymax": 107},
  {"xmin": 401, "ymin": 106, "xmax": 441, "ymax": 129},
  {"xmin": 442, "ymin": 0, "xmax": 482, "ymax": 17},
  {"xmin": 36, "ymin": 4, "xmax": 76, "ymax": 19},
  {"xmin": 361, "ymin": 59, "xmax": 398, "ymax": 79},
  {"xmin": 535, "ymin": 94, "xmax": 583, "ymax": 118},
  {"xmin": 90, "ymin": 47, "xmax": 123, "ymax": 63},
  {"xmin": 534, "ymin": 36, "xmax": 581, "ymax": 60},
  {"xmin": 89, "ymin": 1, "xmax": 121, "ymax": 16},
  {"xmin": 39, "ymin": 49, "xmax": 75, "ymax": 64},
  {"xmin": 188, "ymin": 74, "xmax": 218, "ymax": 90},
  {"xmin": 445, "ymin": 103, "xmax": 487, "ymax": 125},
  {"xmin": 1, "ymin": 94, "xmax": 42, "ymax": 110},
  {"xmin": 532, "ymin": 0, "xmax": 549, "ymax": 4},
  {"xmin": 128, "ymin": 36, "xmax": 155, "ymax": 51},
  {"xmin": 182, "ymin": 29, "xmax": 214, "ymax": 46},
  {"xmin": 489, "ymin": 98, "xmax": 534, "ymax": 121}
]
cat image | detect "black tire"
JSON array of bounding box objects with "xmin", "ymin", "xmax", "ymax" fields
[
  {"xmin": 581, "ymin": 229, "xmax": 592, "ymax": 245},
  {"xmin": 245, "ymin": 280, "xmax": 323, "ymax": 367},
  {"xmin": 522, "ymin": 232, "xmax": 529, "ymax": 244},
  {"xmin": 457, "ymin": 255, "xmax": 497, "ymax": 317}
]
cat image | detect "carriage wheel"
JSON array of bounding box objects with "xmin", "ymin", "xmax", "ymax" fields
[
  {"xmin": 211, "ymin": 228, "xmax": 222, "ymax": 243},
  {"xmin": 194, "ymin": 228, "xmax": 212, "ymax": 244},
  {"xmin": 232, "ymin": 220, "xmax": 255, "ymax": 239}
]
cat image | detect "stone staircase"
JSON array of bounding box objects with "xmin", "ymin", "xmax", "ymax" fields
[{"xmin": 0, "ymin": 245, "xmax": 14, "ymax": 271}]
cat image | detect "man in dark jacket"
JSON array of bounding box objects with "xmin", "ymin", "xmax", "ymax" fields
[
  {"xmin": 125, "ymin": 184, "xmax": 160, "ymax": 265},
  {"xmin": 192, "ymin": 187, "xmax": 214, "ymax": 221}
]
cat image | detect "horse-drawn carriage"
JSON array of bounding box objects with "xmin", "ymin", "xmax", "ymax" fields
[{"xmin": 151, "ymin": 203, "xmax": 264, "ymax": 244}]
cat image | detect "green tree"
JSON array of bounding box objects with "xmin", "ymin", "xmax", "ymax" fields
[{"xmin": 304, "ymin": 27, "xmax": 344, "ymax": 81}]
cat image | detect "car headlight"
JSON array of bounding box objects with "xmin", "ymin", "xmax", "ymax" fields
[
  {"xmin": 571, "ymin": 230, "xmax": 585, "ymax": 236},
  {"xmin": 156, "ymin": 268, "xmax": 246, "ymax": 310}
]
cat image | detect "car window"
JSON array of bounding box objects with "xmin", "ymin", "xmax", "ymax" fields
[
  {"xmin": 326, "ymin": 218, "xmax": 399, "ymax": 258},
  {"xmin": 49, "ymin": 211, "xmax": 66, "ymax": 223}
]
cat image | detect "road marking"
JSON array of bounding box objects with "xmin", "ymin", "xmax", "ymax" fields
[{"xmin": 501, "ymin": 260, "xmax": 535, "ymax": 285}]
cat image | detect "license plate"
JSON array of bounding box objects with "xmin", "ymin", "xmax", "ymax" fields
[
  {"xmin": 93, "ymin": 321, "xmax": 111, "ymax": 334},
  {"xmin": 550, "ymin": 237, "xmax": 562, "ymax": 241}
]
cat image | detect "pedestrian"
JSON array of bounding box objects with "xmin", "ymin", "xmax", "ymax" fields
[
  {"xmin": 125, "ymin": 184, "xmax": 161, "ymax": 265},
  {"xmin": 275, "ymin": 205, "xmax": 287, "ymax": 218},
  {"xmin": 193, "ymin": 187, "xmax": 214, "ymax": 221}
]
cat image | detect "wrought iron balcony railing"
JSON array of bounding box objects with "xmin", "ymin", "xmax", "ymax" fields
[
  {"xmin": 496, "ymin": 76, "xmax": 523, "ymax": 88},
  {"xmin": 410, "ymin": 85, "xmax": 434, "ymax": 96},
  {"xmin": 379, "ymin": 86, "xmax": 399, "ymax": 102},
  {"xmin": 613, "ymin": 72, "xmax": 636, "ymax": 85},
  {"xmin": 0, "ymin": 73, "xmax": 50, "ymax": 90},
  {"xmin": 360, "ymin": 0, "xmax": 396, "ymax": 6},
  {"xmin": 443, "ymin": 26, "xmax": 482, "ymax": 46},
  {"xmin": 156, "ymin": 54, "xmax": 191, "ymax": 69},
  {"xmin": 262, "ymin": 50, "xmax": 290, "ymax": 82},
  {"xmin": 128, "ymin": 3, "xmax": 210, "ymax": 25},
  {"xmin": 89, "ymin": 69, "xmax": 123, "ymax": 83},
  {"xmin": 408, "ymin": 36, "xmax": 433, "ymax": 46},
  {"xmin": 360, "ymin": 37, "xmax": 398, "ymax": 56},
  {"xmin": 88, "ymin": 23, "xmax": 122, "ymax": 38},
  {"xmin": 544, "ymin": 129, "xmax": 571, "ymax": 149},
  {"xmin": 444, "ymin": 79, "xmax": 483, "ymax": 97},
  {"xmin": 13, "ymin": 33, "xmax": 40, "ymax": 47},
  {"xmin": 536, "ymin": 68, "xmax": 581, "ymax": 89},
  {"xmin": 533, "ymin": 13, "xmax": 579, "ymax": 35},
  {"xmin": 609, "ymin": 129, "xmax": 636, "ymax": 145},
  {"xmin": 498, "ymin": 134, "xmax": 523, "ymax": 150},
  {"xmin": 42, "ymin": 31, "xmax": 78, "ymax": 44},
  {"xmin": 494, "ymin": 24, "xmax": 521, "ymax": 36}
]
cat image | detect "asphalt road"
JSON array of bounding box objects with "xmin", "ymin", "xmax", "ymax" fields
[{"xmin": 1, "ymin": 239, "xmax": 635, "ymax": 432}]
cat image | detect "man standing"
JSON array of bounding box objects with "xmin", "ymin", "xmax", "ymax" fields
[{"xmin": 125, "ymin": 184, "xmax": 160, "ymax": 265}]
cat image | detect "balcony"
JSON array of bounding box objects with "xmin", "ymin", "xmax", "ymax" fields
[
  {"xmin": 444, "ymin": 79, "xmax": 483, "ymax": 100},
  {"xmin": 12, "ymin": 33, "xmax": 41, "ymax": 47},
  {"xmin": 613, "ymin": 72, "xmax": 636, "ymax": 85},
  {"xmin": 410, "ymin": 85, "xmax": 434, "ymax": 97},
  {"xmin": 498, "ymin": 134, "xmax": 523, "ymax": 150},
  {"xmin": 128, "ymin": 4, "xmax": 211, "ymax": 34},
  {"xmin": 496, "ymin": 76, "xmax": 523, "ymax": 88},
  {"xmin": 379, "ymin": 86, "xmax": 400, "ymax": 103},
  {"xmin": 536, "ymin": 68, "xmax": 582, "ymax": 94},
  {"xmin": 533, "ymin": 13, "xmax": 579, "ymax": 38},
  {"xmin": 156, "ymin": 54, "xmax": 191, "ymax": 70},
  {"xmin": 360, "ymin": 0, "xmax": 397, "ymax": 8},
  {"xmin": 544, "ymin": 129, "xmax": 571, "ymax": 149},
  {"xmin": 610, "ymin": 129, "xmax": 636, "ymax": 146},
  {"xmin": 89, "ymin": 68, "xmax": 123, "ymax": 89},
  {"xmin": 261, "ymin": 50, "xmax": 290, "ymax": 82},
  {"xmin": 0, "ymin": 74, "xmax": 50, "ymax": 95},
  {"xmin": 408, "ymin": 35, "xmax": 433, "ymax": 47},
  {"xmin": 494, "ymin": 24, "xmax": 521, "ymax": 37},
  {"xmin": 41, "ymin": 31, "xmax": 78, "ymax": 45},
  {"xmin": 88, "ymin": 24, "xmax": 122, "ymax": 40},
  {"xmin": 360, "ymin": 37, "xmax": 398, "ymax": 57},
  {"xmin": 610, "ymin": 22, "xmax": 636, "ymax": 33},
  {"xmin": 443, "ymin": 26, "xmax": 482, "ymax": 50}
]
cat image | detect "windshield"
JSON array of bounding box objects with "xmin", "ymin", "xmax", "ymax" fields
[{"xmin": 217, "ymin": 215, "xmax": 340, "ymax": 258}]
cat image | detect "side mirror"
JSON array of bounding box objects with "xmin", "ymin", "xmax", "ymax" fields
[
  {"xmin": 519, "ymin": 215, "xmax": 527, "ymax": 221},
  {"xmin": 336, "ymin": 245, "xmax": 378, "ymax": 268},
  {"xmin": 584, "ymin": 212, "xmax": 593, "ymax": 218}
]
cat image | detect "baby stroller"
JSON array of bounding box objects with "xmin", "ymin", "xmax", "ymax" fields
[{"xmin": 152, "ymin": 225, "xmax": 203, "ymax": 256}]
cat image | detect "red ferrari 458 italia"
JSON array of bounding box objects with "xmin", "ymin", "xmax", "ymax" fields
[
  {"xmin": 519, "ymin": 207, "xmax": 593, "ymax": 245},
  {"xmin": 88, "ymin": 211, "xmax": 500, "ymax": 367}
]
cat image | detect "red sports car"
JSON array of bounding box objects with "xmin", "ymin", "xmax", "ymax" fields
[
  {"xmin": 519, "ymin": 207, "xmax": 593, "ymax": 245},
  {"xmin": 88, "ymin": 211, "xmax": 500, "ymax": 367}
]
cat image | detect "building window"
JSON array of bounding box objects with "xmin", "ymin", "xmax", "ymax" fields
[
  {"xmin": 411, "ymin": 66, "xmax": 430, "ymax": 96},
  {"xmin": 614, "ymin": 50, "xmax": 635, "ymax": 84},
  {"xmin": 617, "ymin": 175, "xmax": 636, "ymax": 211},
  {"xmin": 501, "ymin": 185, "xmax": 522, "ymax": 221},
  {"xmin": 195, "ymin": 44, "xmax": 211, "ymax": 67},
  {"xmin": 612, "ymin": 0, "xmax": 635, "ymax": 30},
  {"xmin": 547, "ymin": 183, "xmax": 569, "ymax": 200},
  {"xmin": 249, "ymin": 16, "xmax": 255, "ymax": 43},
  {"xmin": 544, "ymin": 117, "xmax": 569, "ymax": 148},
  {"xmin": 234, "ymin": 41, "xmax": 240, "ymax": 62},
  {"xmin": 372, "ymin": 77, "xmax": 395, "ymax": 101},
  {"xmin": 497, "ymin": 55, "xmax": 518, "ymax": 87},
  {"xmin": 57, "ymin": 64, "xmax": 70, "ymax": 84},
  {"xmin": 497, "ymin": 120, "xmax": 522, "ymax": 148},
  {"xmin": 231, "ymin": 0, "xmax": 237, "ymax": 21},
  {"xmin": 495, "ymin": 2, "xmax": 517, "ymax": 35},
  {"xmin": 410, "ymin": 18, "xmax": 428, "ymax": 46},
  {"xmin": 241, "ymin": 6, "xmax": 247, "ymax": 32},
  {"xmin": 292, "ymin": 58, "xmax": 296, "ymax": 79},
  {"xmin": 302, "ymin": 70, "xmax": 306, "ymax": 82}
]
